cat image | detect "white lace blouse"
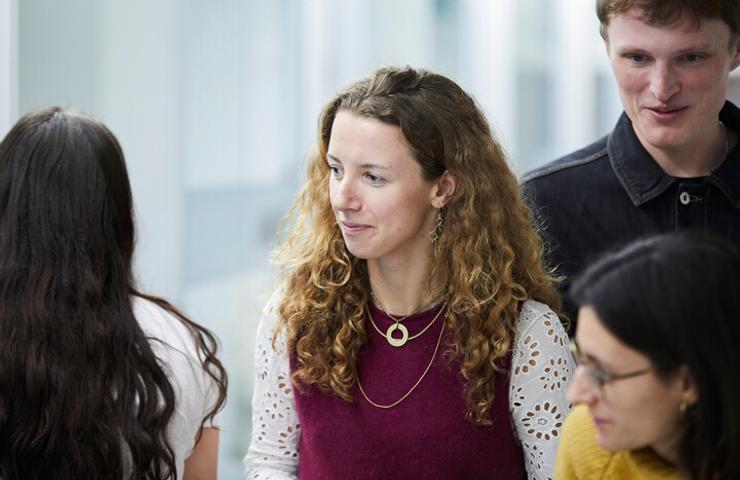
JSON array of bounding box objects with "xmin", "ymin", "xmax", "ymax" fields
[{"xmin": 244, "ymin": 291, "xmax": 574, "ymax": 480}]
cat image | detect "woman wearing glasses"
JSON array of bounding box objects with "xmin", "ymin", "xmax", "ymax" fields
[{"xmin": 556, "ymin": 233, "xmax": 740, "ymax": 480}]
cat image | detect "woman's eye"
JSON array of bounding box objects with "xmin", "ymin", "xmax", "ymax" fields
[
  {"xmin": 364, "ymin": 172, "xmax": 383, "ymax": 184},
  {"xmin": 593, "ymin": 369, "xmax": 611, "ymax": 384}
]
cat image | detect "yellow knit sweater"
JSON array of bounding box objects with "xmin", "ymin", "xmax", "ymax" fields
[{"xmin": 556, "ymin": 405, "xmax": 683, "ymax": 480}]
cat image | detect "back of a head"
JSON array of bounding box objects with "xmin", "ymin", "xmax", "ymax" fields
[
  {"xmin": 0, "ymin": 107, "xmax": 177, "ymax": 479},
  {"xmin": 0, "ymin": 106, "xmax": 135, "ymax": 278},
  {"xmin": 571, "ymin": 233, "xmax": 740, "ymax": 478}
]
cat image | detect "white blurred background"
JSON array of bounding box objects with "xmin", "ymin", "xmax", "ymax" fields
[{"xmin": 0, "ymin": 0, "xmax": 667, "ymax": 477}]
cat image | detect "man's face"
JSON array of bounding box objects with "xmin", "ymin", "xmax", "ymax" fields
[{"xmin": 605, "ymin": 8, "xmax": 740, "ymax": 155}]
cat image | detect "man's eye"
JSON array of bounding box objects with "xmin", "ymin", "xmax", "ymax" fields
[{"xmin": 683, "ymin": 53, "xmax": 704, "ymax": 63}]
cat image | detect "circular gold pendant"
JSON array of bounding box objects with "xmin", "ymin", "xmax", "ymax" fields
[{"xmin": 386, "ymin": 323, "xmax": 409, "ymax": 347}]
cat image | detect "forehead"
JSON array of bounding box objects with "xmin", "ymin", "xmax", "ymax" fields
[
  {"xmin": 606, "ymin": 7, "xmax": 733, "ymax": 51},
  {"xmin": 575, "ymin": 306, "xmax": 648, "ymax": 366},
  {"xmin": 327, "ymin": 111, "xmax": 415, "ymax": 164}
]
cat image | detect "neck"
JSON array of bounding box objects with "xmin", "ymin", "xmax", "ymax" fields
[
  {"xmin": 650, "ymin": 424, "xmax": 685, "ymax": 468},
  {"xmin": 650, "ymin": 439, "xmax": 681, "ymax": 468},
  {"xmin": 646, "ymin": 123, "xmax": 732, "ymax": 178},
  {"xmin": 367, "ymin": 255, "xmax": 439, "ymax": 316}
]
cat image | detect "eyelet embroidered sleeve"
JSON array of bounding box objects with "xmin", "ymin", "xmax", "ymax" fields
[
  {"xmin": 244, "ymin": 290, "xmax": 300, "ymax": 480},
  {"xmin": 510, "ymin": 300, "xmax": 575, "ymax": 480}
]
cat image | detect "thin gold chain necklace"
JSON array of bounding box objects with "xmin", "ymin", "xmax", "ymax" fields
[
  {"xmin": 368, "ymin": 301, "xmax": 447, "ymax": 347},
  {"xmin": 371, "ymin": 291, "xmax": 439, "ymax": 321},
  {"xmin": 370, "ymin": 291, "xmax": 442, "ymax": 347},
  {"xmin": 357, "ymin": 308, "xmax": 446, "ymax": 409}
]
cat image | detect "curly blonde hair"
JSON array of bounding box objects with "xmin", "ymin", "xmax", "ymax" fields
[{"xmin": 273, "ymin": 66, "xmax": 561, "ymax": 425}]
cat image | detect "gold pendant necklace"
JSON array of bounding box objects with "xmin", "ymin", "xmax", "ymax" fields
[
  {"xmin": 368, "ymin": 302, "xmax": 447, "ymax": 347},
  {"xmin": 358, "ymin": 308, "xmax": 447, "ymax": 409},
  {"xmin": 370, "ymin": 291, "xmax": 442, "ymax": 347}
]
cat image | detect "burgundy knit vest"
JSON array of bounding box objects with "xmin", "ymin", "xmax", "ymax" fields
[{"xmin": 291, "ymin": 303, "xmax": 525, "ymax": 479}]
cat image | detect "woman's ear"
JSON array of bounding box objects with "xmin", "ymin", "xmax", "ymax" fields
[
  {"xmin": 679, "ymin": 365, "xmax": 698, "ymax": 406},
  {"xmin": 431, "ymin": 171, "xmax": 457, "ymax": 208}
]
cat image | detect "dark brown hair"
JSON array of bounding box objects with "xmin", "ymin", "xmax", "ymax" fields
[{"xmin": 0, "ymin": 107, "xmax": 227, "ymax": 479}]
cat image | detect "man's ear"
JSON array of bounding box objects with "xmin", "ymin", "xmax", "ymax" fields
[
  {"xmin": 730, "ymin": 36, "xmax": 740, "ymax": 71},
  {"xmin": 431, "ymin": 171, "xmax": 457, "ymax": 208}
]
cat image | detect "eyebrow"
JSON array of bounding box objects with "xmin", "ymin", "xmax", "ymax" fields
[
  {"xmin": 674, "ymin": 44, "xmax": 716, "ymax": 53},
  {"xmin": 616, "ymin": 43, "xmax": 715, "ymax": 54},
  {"xmin": 575, "ymin": 340, "xmax": 617, "ymax": 371},
  {"xmin": 326, "ymin": 154, "xmax": 391, "ymax": 170}
]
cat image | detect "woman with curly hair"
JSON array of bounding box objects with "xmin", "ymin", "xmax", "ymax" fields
[
  {"xmin": 0, "ymin": 107, "xmax": 227, "ymax": 480},
  {"xmin": 245, "ymin": 66, "xmax": 573, "ymax": 479}
]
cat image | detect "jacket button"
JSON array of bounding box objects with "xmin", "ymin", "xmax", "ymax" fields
[{"xmin": 679, "ymin": 191, "xmax": 690, "ymax": 205}]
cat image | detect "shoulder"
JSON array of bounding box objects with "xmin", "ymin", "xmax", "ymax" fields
[
  {"xmin": 510, "ymin": 300, "xmax": 572, "ymax": 388},
  {"xmin": 261, "ymin": 285, "xmax": 285, "ymax": 321},
  {"xmin": 256, "ymin": 285, "xmax": 289, "ymax": 356},
  {"xmin": 518, "ymin": 298, "xmax": 558, "ymax": 320},
  {"xmin": 132, "ymin": 296, "xmax": 211, "ymax": 395},
  {"xmin": 520, "ymin": 138, "xmax": 614, "ymax": 241},
  {"xmin": 521, "ymin": 136, "xmax": 609, "ymax": 187},
  {"xmin": 133, "ymin": 296, "xmax": 217, "ymax": 460},
  {"xmin": 515, "ymin": 300, "xmax": 568, "ymax": 346},
  {"xmin": 132, "ymin": 296, "xmax": 206, "ymax": 383},
  {"xmin": 133, "ymin": 296, "xmax": 194, "ymax": 350}
]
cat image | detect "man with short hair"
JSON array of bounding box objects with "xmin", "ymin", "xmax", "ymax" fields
[{"xmin": 523, "ymin": 0, "xmax": 740, "ymax": 329}]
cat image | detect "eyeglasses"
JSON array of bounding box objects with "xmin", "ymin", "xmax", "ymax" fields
[{"xmin": 570, "ymin": 341, "xmax": 652, "ymax": 399}]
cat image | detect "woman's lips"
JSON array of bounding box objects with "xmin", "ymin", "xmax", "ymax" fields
[
  {"xmin": 340, "ymin": 221, "xmax": 371, "ymax": 236},
  {"xmin": 592, "ymin": 416, "xmax": 610, "ymax": 430}
]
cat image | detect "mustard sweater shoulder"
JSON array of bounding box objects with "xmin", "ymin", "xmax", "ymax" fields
[{"xmin": 556, "ymin": 405, "xmax": 683, "ymax": 480}]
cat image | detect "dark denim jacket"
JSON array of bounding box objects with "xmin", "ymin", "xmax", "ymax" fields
[{"xmin": 522, "ymin": 101, "xmax": 740, "ymax": 330}]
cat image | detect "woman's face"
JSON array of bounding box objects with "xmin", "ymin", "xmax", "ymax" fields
[
  {"xmin": 327, "ymin": 111, "xmax": 451, "ymax": 266},
  {"xmin": 567, "ymin": 306, "xmax": 693, "ymax": 456}
]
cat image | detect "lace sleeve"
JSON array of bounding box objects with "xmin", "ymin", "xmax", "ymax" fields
[
  {"xmin": 244, "ymin": 290, "xmax": 300, "ymax": 480},
  {"xmin": 510, "ymin": 301, "xmax": 575, "ymax": 480}
]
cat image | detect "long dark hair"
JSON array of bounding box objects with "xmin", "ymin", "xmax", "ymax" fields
[
  {"xmin": 0, "ymin": 107, "xmax": 227, "ymax": 479},
  {"xmin": 571, "ymin": 233, "xmax": 740, "ymax": 480}
]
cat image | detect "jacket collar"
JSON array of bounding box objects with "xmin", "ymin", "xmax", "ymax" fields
[{"xmin": 608, "ymin": 101, "xmax": 740, "ymax": 208}]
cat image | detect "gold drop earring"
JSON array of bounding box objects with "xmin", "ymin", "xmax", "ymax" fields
[{"xmin": 429, "ymin": 211, "xmax": 443, "ymax": 244}]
